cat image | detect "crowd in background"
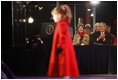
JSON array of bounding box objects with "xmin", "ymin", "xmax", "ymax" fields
[{"xmin": 73, "ymin": 21, "xmax": 117, "ymax": 46}]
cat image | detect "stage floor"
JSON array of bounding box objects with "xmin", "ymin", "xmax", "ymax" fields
[{"xmin": 16, "ymin": 74, "xmax": 117, "ymax": 79}]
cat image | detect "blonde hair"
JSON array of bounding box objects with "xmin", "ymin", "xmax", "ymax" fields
[{"xmin": 51, "ymin": 4, "xmax": 72, "ymax": 21}]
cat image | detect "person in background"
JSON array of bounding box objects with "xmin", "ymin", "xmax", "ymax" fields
[
  {"xmin": 48, "ymin": 4, "xmax": 79, "ymax": 78},
  {"xmin": 94, "ymin": 23, "xmax": 100, "ymax": 32},
  {"xmin": 73, "ymin": 24, "xmax": 89, "ymax": 45},
  {"xmin": 91, "ymin": 22, "xmax": 114, "ymax": 45},
  {"xmin": 89, "ymin": 23, "xmax": 100, "ymax": 45},
  {"xmin": 106, "ymin": 26, "xmax": 111, "ymax": 33},
  {"xmin": 85, "ymin": 24, "xmax": 92, "ymax": 35},
  {"xmin": 106, "ymin": 26, "xmax": 114, "ymax": 44}
]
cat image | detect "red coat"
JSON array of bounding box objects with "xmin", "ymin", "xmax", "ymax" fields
[{"xmin": 48, "ymin": 18, "xmax": 79, "ymax": 77}]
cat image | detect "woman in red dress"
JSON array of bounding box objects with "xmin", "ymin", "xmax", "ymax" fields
[{"xmin": 48, "ymin": 4, "xmax": 79, "ymax": 78}]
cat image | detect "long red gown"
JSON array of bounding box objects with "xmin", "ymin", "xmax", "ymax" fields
[{"xmin": 48, "ymin": 18, "xmax": 79, "ymax": 77}]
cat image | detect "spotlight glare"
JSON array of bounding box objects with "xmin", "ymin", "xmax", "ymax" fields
[
  {"xmin": 28, "ymin": 17, "xmax": 34, "ymax": 24},
  {"xmin": 87, "ymin": 9, "xmax": 91, "ymax": 11},
  {"xmin": 19, "ymin": 19, "xmax": 22, "ymax": 22},
  {"xmin": 35, "ymin": 5, "xmax": 38, "ymax": 8},
  {"xmin": 38, "ymin": 7, "xmax": 43, "ymax": 10},
  {"xmin": 23, "ymin": 5, "xmax": 26, "ymax": 8},
  {"xmin": 91, "ymin": 13, "xmax": 94, "ymax": 17},
  {"xmin": 23, "ymin": 19, "xmax": 26, "ymax": 22},
  {"xmin": 90, "ymin": 1, "xmax": 100, "ymax": 5}
]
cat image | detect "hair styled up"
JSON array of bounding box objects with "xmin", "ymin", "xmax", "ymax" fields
[{"xmin": 51, "ymin": 4, "xmax": 72, "ymax": 21}]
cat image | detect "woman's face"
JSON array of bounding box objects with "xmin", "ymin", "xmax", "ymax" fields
[
  {"xmin": 52, "ymin": 14, "xmax": 61, "ymax": 22},
  {"xmin": 78, "ymin": 26, "xmax": 84, "ymax": 33}
]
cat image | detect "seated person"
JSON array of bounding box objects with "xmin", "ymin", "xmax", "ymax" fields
[
  {"xmin": 73, "ymin": 24, "xmax": 89, "ymax": 45},
  {"xmin": 89, "ymin": 22, "xmax": 100, "ymax": 44},
  {"xmin": 85, "ymin": 24, "xmax": 92, "ymax": 35},
  {"xmin": 91, "ymin": 22, "xmax": 114, "ymax": 45},
  {"xmin": 94, "ymin": 23, "xmax": 100, "ymax": 32}
]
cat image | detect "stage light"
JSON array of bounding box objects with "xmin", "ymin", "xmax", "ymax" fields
[
  {"xmin": 19, "ymin": 19, "xmax": 22, "ymax": 22},
  {"xmin": 19, "ymin": 19, "xmax": 26, "ymax": 23},
  {"xmin": 90, "ymin": 1, "xmax": 100, "ymax": 32},
  {"xmin": 38, "ymin": 7, "xmax": 43, "ymax": 10},
  {"xmin": 23, "ymin": 19, "xmax": 26, "ymax": 22},
  {"xmin": 87, "ymin": 9, "xmax": 91, "ymax": 12},
  {"xmin": 28, "ymin": 17, "xmax": 34, "ymax": 24},
  {"xmin": 35, "ymin": 5, "xmax": 38, "ymax": 8},
  {"xmin": 91, "ymin": 13, "xmax": 94, "ymax": 17},
  {"xmin": 23, "ymin": 5, "xmax": 26, "ymax": 8},
  {"xmin": 90, "ymin": 1, "xmax": 100, "ymax": 6}
]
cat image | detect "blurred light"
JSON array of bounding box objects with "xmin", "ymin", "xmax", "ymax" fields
[
  {"xmin": 23, "ymin": 19, "xmax": 26, "ymax": 22},
  {"xmin": 19, "ymin": 19, "xmax": 22, "ymax": 22},
  {"xmin": 87, "ymin": 9, "xmax": 91, "ymax": 11},
  {"xmin": 28, "ymin": 17, "xmax": 34, "ymax": 24},
  {"xmin": 25, "ymin": 38, "xmax": 29, "ymax": 44},
  {"xmin": 26, "ymin": 1, "xmax": 30, "ymax": 5},
  {"xmin": 38, "ymin": 7, "xmax": 43, "ymax": 10},
  {"xmin": 90, "ymin": 1, "xmax": 100, "ymax": 5},
  {"xmin": 91, "ymin": 13, "xmax": 94, "ymax": 17},
  {"xmin": 15, "ymin": 19, "xmax": 17, "ymax": 22},
  {"xmin": 23, "ymin": 5, "xmax": 26, "ymax": 8},
  {"xmin": 35, "ymin": 5, "xmax": 38, "ymax": 8},
  {"xmin": 19, "ymin": 19, "xmax": 26, "ymax": 23}
]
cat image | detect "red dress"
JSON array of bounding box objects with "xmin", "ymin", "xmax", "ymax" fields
[{"xmin": 48, "ymin": 18, "xmax": 79, "ymax": 77}]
